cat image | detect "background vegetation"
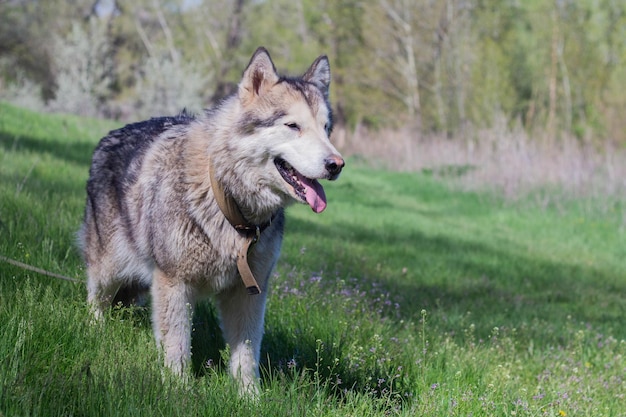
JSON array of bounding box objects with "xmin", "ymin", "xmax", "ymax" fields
[{"xmin": 1, "ymin": 0, "xmax": 625, "ymax": 143}]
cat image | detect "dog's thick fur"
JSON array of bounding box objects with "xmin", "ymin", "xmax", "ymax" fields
[{"xmin": 78, "ymin": 47, "xmax": 344, "ymax": 394}]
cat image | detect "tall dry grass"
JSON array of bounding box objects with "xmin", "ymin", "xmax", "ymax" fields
[{"xmin": 339, "ymin": 116, "xmax": 626, "ymax": 208}]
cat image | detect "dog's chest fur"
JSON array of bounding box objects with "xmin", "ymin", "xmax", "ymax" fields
[{"xmin": 119, "ymin": 122, "xmax": 284, "ymax": 293}]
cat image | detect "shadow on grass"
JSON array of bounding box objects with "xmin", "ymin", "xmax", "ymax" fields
[
  {"xmin": 285, "ymin": 216, "xmax": 626, "ymax": 340},
  {"xmin": 0, "ymin": 129, "xmax": 97, "ymax": 205},
  {"xmin": 0, "ymin": 129, "xmax": 97, "ymax": 167}
]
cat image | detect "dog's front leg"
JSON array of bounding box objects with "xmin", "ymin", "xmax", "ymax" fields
[
  {"xmin": 151, "ymin": 267, "xmax": 195, "ymax": 376},
  {"xmin": 216, "ymin": 284, "xmax": 268, "ymax": 396}
]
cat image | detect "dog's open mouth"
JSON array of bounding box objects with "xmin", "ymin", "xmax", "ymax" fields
[{"xmin": 274, "ymin": 158, "xmax": 327, "ymax": 213}]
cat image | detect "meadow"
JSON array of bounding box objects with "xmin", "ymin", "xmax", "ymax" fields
[{"xmin": 1, "ymin": 102, "xmax": 625, "ymax": 416}]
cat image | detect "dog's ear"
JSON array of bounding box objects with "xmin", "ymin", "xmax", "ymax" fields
[
  {"xmin": 303, "ymin": 55, "xmax": 331, "ymax": 98},
  {"xmin": 239, "ymin": 47, "xmax": 279, "ymax": 103}
]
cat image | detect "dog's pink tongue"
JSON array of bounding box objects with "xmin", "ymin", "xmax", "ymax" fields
[{"xmin": 300, "ymin": 176, "xmax": 327, "ymax": 213}]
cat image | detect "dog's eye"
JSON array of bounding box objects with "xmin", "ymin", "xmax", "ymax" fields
[{"xmin": 285, "ymin": 122, "xmax": 300, "ymax": 132}]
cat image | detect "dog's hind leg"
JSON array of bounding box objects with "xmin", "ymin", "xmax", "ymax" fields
[
  {"xmin": 87, "ymin": 269, "xmax": 122, "ymax": 320},
  {"xmin": 216, "ymin": 284, "xmax": 268, "ymax": 396},
  {"xmin": 151, "ymin": 267, "xmax": 195, "ymax": 376}
]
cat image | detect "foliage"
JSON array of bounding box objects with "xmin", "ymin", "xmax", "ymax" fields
[
  {"xmin": 0, "ymin": 0, "xmax": 625, "ymax": 142},
  {"xmin": 1, "ymin": 103, "xmax": 626, "ymax": 415},
  {"xmin": 46, "ymin": 20, "xmax": 115, "ymax": 117},
  {"xmin": 133, "ymin": 53, "xmax": 211, "ymax": 119}
]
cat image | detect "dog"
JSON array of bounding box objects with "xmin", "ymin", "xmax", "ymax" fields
[{"xmin": 78, "ymin": 47, "xmax": 344, "ymax": 394}]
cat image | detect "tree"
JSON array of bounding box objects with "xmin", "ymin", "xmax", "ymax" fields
[{"xmin": 0, "ymin": 0, "xmax": 624, "ymax": 142}]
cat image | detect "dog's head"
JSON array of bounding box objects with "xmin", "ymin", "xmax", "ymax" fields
[{"xmin": 235, "ymin": 47, "xmax": 344, "ymax": 213}]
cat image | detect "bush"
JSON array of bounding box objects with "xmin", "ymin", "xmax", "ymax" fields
[
  {"xmin": 46, "ymin": 20, "xmax": 114, "ymax": 117},
  {"xmin": 0, "ymin": 62, "xmax": 46, "ymax": 112},
  {"xmin": 133, "ymin": 53, "xmax": 211, "ymax": 119}
]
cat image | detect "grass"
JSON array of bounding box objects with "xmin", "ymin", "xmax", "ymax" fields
[
  {"xmin": 342, "ymin": 115, "xmax": 626, "ymax": 209},
  {"xmin": 1, "ymin": 102, "xmax": 625, "ymax": 416}
]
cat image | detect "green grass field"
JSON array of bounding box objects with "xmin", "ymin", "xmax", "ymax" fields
[{"xmin": 1, "ymin": 102, "xmax": 625, "ymax": 416}]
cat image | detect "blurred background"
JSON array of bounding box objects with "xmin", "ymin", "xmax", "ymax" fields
[{"xmin": 1, "ymin": 0, "xmax": 625, "ymax": 198}]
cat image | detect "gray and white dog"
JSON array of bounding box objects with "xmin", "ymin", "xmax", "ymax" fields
[{"xmin": 78, "ymin": 47, "xmax": 344, "ymax": 394}]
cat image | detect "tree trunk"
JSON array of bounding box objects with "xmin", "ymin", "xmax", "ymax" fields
[
  {"xmin": 546, "ymin": 8, "xmax": 558, "ymax": 139},
  {"xmin": 212, "ymin": 0, "xmax": 246, "ymax": 101}
]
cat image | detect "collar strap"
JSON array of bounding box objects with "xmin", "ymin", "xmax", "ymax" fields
[{"xmin": 208, "ymin": 159, "xmax": 267, "ymax": 295}]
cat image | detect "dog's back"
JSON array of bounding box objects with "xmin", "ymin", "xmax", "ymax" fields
[
  {"xmin": 86, "ymin": 113, "xmax": 193, "ymax": 205},
  {"xmin": 78, "ymin": 112, "xmax": 194, "ymax": 286}
]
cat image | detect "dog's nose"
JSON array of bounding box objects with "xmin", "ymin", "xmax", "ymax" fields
[{"xmin": 324, "ymin": 155, "xmax": 345, "ymax": 179}]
